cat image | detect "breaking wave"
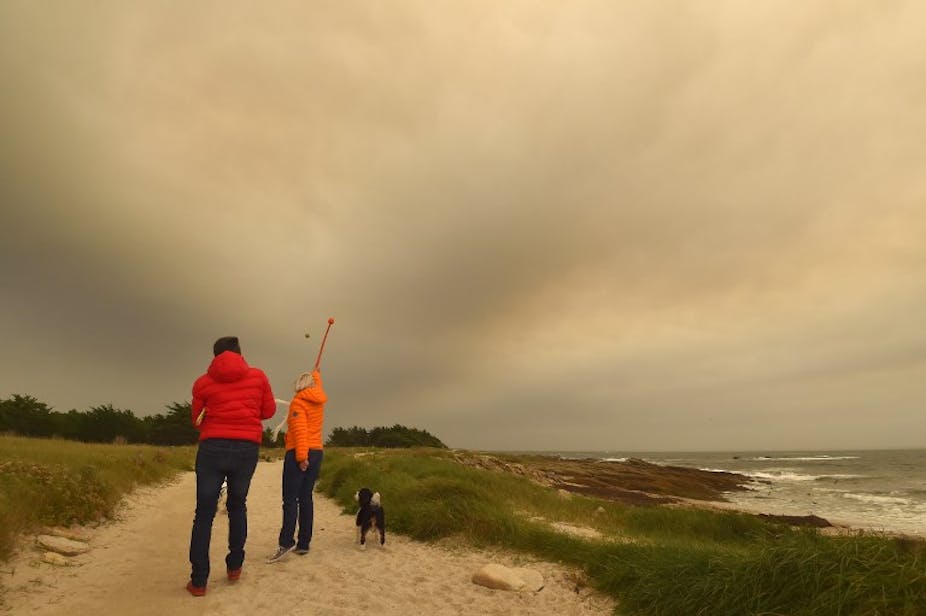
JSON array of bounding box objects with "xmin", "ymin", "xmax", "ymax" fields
[{"xmin": 752, "ymin": 455, "xmax": 860, "ymax": 462}]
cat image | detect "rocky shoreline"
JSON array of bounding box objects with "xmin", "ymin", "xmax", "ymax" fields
[{"xmin": 453, "ymin": 451, "xmax": 833, "ymax": 529}]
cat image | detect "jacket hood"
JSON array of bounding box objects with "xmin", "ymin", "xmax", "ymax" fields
[{"xmin": 207, "ymin": 351, "xmax": 250, "ymax": 383}]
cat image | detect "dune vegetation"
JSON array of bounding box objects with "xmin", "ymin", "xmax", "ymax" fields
[
  {"xmin": 318, "ymin": 447, "xmax": 926, "ymax": 616},
  {"xmin": 0, "ymin": 435, "xmax": 195, "ymax": 562},
  {"xmin": 2, "ymin": 437, "xmax": 925, "ymax": 614}
]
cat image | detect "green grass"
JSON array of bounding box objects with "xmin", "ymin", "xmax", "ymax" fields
[
  {"xmin": 317, "ymin": 448, "xmax": 926, "ymax": 616},
  {"xmin": 0, "ymin": 435, "xmax": 195, "ymax": 561},
  {"xmin": 2, "ymin": 440, "xmax": 924, "ymax": 615}
]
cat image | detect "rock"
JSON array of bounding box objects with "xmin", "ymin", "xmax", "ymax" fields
[
  {"xmin": 41, "ymin": 551, "xmax": 71, "ymax": 566},
  {"xmin": 44, "ymin": 526, "xmax": 92, "ymax": 543},
  {"xmin": 472, "ymin": 564, "xmax": 544, "ymax": 592},
  {"xmin": 595, "ymin": 506, "xmax": 606, "ymax": 515},
  {"xmin": 36, "ymin": 534, "xmax": 90, "ymax": 556},
  {"xmin": 473, "ymin": 564, "xmax": 523, "ymax": 590},
  {"xmin": 557, "ymin": 489, "xmax": 573, "ymax": 500},
  {"xmin": 550, "ymin": 522, "xmax": 602, "ymax": 540},
  {"xmin": 511, "ymin": 567, "xmax": 544, "ymax": 591},
  {"xmin": 758, "ymin": 513, "xmax": 832, "ymax": 528}
]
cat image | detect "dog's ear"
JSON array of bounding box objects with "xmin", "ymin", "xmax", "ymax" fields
[{"xmin": 372, "ymin": 492, "xmax": 381, "ymax": 506}]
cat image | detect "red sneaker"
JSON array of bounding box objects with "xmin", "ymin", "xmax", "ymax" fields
[
  {"xmin": 227, "ymin": 568, "xmax": 242, "ymax": 581},
  {"xmin": 186, "ymin": 581, "xmax": 206, "ymax": 597}
]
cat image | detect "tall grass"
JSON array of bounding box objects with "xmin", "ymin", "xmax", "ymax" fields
[
  {"xmin": 318, "ymin": 448, "xmax": 926, "ymax": 616},
  {"xmin": 0, "ymin": 435, "xmax": 195, "ymax": 561}
]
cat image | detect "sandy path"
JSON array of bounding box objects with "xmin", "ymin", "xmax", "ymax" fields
[{"xmin": 4, "ymin": 459, "xmax": 616, "ymax": 615}]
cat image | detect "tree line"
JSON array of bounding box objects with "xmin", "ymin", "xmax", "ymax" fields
[
  {"xmin": 0, "ymin": 394, "xmax": 446, "ymax": 449},
  {"xmin": 325, "ymin": 424, "xmax": 447, "ymax": 448},
  {"xmin": 0, "ymin": 394, "xmax": 207, "ymax": 446}
]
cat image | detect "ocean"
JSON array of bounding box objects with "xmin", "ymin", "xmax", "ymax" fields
[{"xmin": 543, "ymin": 449, "xmax": 926, "ymax": 537}]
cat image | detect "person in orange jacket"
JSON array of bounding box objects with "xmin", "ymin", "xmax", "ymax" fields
[{"xmin": 267, "ymin": 369, "xmax": 327, "ymax": 562}]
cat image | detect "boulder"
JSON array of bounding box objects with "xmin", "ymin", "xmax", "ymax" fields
[{"xmin": 36, "ymin": 534, "xmax": 90, "ymax": 556}]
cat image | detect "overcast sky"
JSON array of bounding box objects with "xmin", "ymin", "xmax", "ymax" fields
[{"xmin": 1, "ymin": 1, "xmax": 924, "ymax": 452}]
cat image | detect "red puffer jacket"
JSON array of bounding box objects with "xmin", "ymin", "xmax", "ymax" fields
[{"xmin": 191, "ymin": 351, "xmax": 277, "ymax": 444}]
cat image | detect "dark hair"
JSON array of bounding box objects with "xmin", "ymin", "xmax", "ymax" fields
[{"xmin": 213, "ymin": 336, "xmax": 241, "ymax": 356}]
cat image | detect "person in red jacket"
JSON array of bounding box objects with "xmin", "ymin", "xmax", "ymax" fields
[
  {"xmin": 266, "ymin": 368, "xmax": 327, "ymax": 562},
  {"xmin": 186, "ymin": 336, "xmax": 276, "ymax": 596}
]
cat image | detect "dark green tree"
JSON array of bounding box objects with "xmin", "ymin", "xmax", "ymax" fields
[
  {"xmin": 326, "ymin": 425, "xmax": 372, "ymax": 447},
  {"xmin": 325, "ymin": 424, "xmax": 446, "ymax": 448},
  {"xmin": 144, "ymin": 402, "xmax": 199, "ymax": 445},
  {"xmin": 262, "ymin": 427, "xmax": 275, "ymax": 448},
  {"xmin": 0, "ymin": 394, "xmax": 56, "ymax": 437},
  {"xmin": 80, "ymin": 404, "xmax": 145, "ymax": 443}
]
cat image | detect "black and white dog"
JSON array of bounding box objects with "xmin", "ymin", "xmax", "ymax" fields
[{"xmin": 354, "ymin": 488, "xmax": 386, "ymax": 548}]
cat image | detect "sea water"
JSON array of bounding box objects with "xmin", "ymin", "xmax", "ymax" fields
[{"xmin": 543, "ymin": 449, "xmax": 926, "ymax": 537}]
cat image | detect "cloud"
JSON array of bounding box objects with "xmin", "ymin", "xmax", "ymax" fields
[{"xmin": 2, "ymin": 1, "xmax": 925, "ymax": 449}]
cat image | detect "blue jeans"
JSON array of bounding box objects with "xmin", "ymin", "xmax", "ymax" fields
[
  {"xmin": 189, "ymin": 439, "xmax": 259, "ymax": 587},
  {"xmin": 278, "ymin": 448, "xmax": 324, "ymax": 549}
]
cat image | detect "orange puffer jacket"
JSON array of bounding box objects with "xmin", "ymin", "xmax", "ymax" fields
[
  {"xmin": 191, "ymin": 351, "xmax": 277, "ymax": 444},
  {"xmin": 285, "ymin": 370, "xmax": 327, "ymax": 462}
]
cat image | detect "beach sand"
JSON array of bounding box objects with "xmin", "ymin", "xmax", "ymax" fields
[{"xmin": 3, "ymin": 459, "xmax": 616, "ymax": 615}]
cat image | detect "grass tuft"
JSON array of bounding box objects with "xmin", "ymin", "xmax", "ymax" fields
[{"xmin": 0, "ymin": 435, "xmax": 194, "ymax": 561}]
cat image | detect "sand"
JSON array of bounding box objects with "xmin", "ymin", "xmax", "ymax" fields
[{"xmin": 3, "ymin": 459, "xmax": 616, "ymax": 615}]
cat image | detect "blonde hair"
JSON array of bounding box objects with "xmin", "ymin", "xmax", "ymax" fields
[{"xmin": 294, "ymin": 371, "xmax": 314, "ymax": 393}]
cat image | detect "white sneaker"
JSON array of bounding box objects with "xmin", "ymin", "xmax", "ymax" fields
[{"xmin": 266, "ymin": 545, "xmax": 294, "ymax": 563}]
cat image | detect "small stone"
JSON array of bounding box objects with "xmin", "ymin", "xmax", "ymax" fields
[
  {"xmin": 36, "ymin": 534, "xmax": 90, "ymax": 556},
  {"xmin": 472, "ymin": 564, "xmax": 544, "ymax": 592},
  {"xmin": 44, "ymin": 527, "xmax": 92, "ymax": 542},
  {"xmin": 41, "ymin": 551, "xmax": 71, "ymax": 566},
  {"xmin": 595, "ymin": 506, "xmax": 606, "ymax": 515},
  {"xmin": 472, "ymin": 564, "xmax": 525, "ymax": 591},
  {"xmin": 557, "ymin": 489, "xmax": 573, "ymax": 500},
  {"xmin": 511, "ymin": 567, "xmax": 544, "ymax": 591}
]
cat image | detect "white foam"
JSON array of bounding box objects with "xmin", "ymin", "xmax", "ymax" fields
[
  {"xmin": 749, "ymin": 471, "xmax": 818, "ymax": 482},
  {"xmin": 752, "ymin": 455, "xmax": 860, "ymax": 462},
  {"xmin": 842, "ymin": 493, "xmax": 912, "ymax": 506}
]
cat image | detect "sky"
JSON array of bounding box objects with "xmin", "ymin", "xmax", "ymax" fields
[{"xmin": 1, "ymin": 1, "xmax": 924, "ymax": 452}]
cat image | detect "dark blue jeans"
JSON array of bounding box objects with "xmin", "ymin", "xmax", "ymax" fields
[
  {"xmin": 189, "ymin": 438, "xmax": 259, "ymax": 587},
  {"xmin": 278, "ymin": 448, "xmax": 324, "ymax": 549}
]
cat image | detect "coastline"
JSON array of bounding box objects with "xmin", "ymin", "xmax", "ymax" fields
[
  {"xmin": 459, "ymin": 450, "xmax": 925, "ymax": 537},
  {"xmin": 5, "ymin": 445, "xmax": 925, "ymax": 615}
]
